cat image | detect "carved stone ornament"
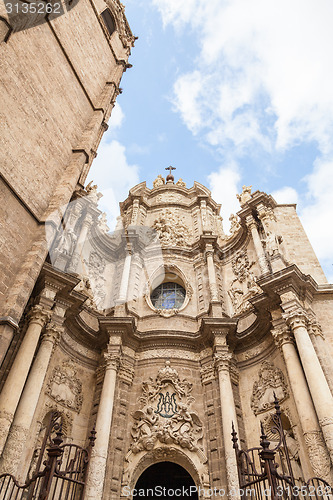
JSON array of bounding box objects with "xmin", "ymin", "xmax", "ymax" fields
[
  {"xmin": 46, "ymin": 359, "xmax": 83, "ymax": 413},
  {"xmin": 251, "ymin": 361, "xmax": 289, "ymax": 415},
  {"xmin": 153, "ymin": 174, "xmax": 165, "ymax": 188},
  {"xmin": 226, "ymin": 214, "xmax": 241, "ymax": 239},
  {"xmin": 228, "ymin": 251, "xmax": 262, "ymax": 316},
  {"xmin": 304, "ymin": 431, "xmax": 332, "ymax": 481},
  {"xmin": 130, "ymin": 361, "xmax": 203, "ymax": 454},
  {"xmin": 153, "ymin": 209, "xmax": 191, "ymax": 247}
]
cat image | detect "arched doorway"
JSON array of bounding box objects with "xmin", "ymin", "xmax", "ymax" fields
[{"xmin": 134, "ymin": 462, "xmax": 199, "ymax": 499}]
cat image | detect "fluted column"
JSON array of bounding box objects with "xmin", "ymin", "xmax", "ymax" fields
[
  {"xmin": 206, "ymin": 244, "xmax": 219, "ymax": 302},
  {"xmin": 0, "ymin": 305, "xmax": 50, "ymax": 454},
  {"xmin": 84, "ymin": 346, "xmax": 121, "ymax": 500},
  {"xmin": 245, "ymin": 215, "xmax": 270, "ymax": 275},
  {"xmin": 214, "ymin": 335, "xmax": 240, "ymax": 495},
  {"xmin": 271, "ymin": 324, "xmax": 332, "ymax": 481},
  {"xmin": 0, "ymin": 322, "xmax": 62, "ymax": 476},
  {"xmin": 285, "ymin": 311, "xmax": 333, "ymax": 466}
]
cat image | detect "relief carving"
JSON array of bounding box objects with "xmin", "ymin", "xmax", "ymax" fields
[
  {"xmin": 228, "ymin": 251, "xmax": 262, "ymax": 315},
  {"xmin": 46, "ymin": 359, "xmax": 83, "ymax": 413},
  {"xmin": 251, "ymin": 361, "xmax": 288, "ymax": 415},
  {"xmin": 130, "ymin": 361, "xmax": 203, "ymax": 454},
  {"xmin": 304, "ymin": 431, "xmax": 331, "ymax": 481},
  {"xmin": 82, "ymin": 252, "xmax": 107, "ymax": 310},
  {"xmin": 153, "ymin": 209, "xmax": 191, "ymax": 247}
]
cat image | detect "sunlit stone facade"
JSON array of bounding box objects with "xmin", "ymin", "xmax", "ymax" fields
[{"xmin": 1, "ymin": 169, "xmax": 333, "ymax": 498}]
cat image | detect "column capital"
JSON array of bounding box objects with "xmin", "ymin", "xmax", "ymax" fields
[
  {"xmin": 308, "ymin": 316, "xmax": 324, "ymax": 339},
  {"xmin": 214, "ymin": 350, "xmax": 233, "ymax": 372},
  {"xmin": 103, "ymin": 347, "xmax": 122, "ymax": 371},
  {"xmin": 283, "ymin": 309, "xmax": 307, "ymax": 330},
  {"xmin": 42, "ymin": 322, "xmax": 63, "ymax": 346},
  {"xmin": 245, "ymin": 214, "xmax": 257, "ymax": 229},
  {"xmin": 271, "ymin": 324, "xmax": 293, "ymax": 349},
  {"xmin": 27, "ymin": 305, "xmax": 50, "ymax": 328},
  {"xmin": 256, "ymin": 203, "xmax": 276, "ymax": 223}
]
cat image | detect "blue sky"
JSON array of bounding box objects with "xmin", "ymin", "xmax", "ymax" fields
[{"xmin": 88, "ymin": 0, "xmax": 333, "ymax": 282}]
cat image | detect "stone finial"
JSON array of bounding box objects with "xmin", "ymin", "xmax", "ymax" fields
[{"xmin": 236, "ymin": 185, "xmax": 252, "ymax": 207}]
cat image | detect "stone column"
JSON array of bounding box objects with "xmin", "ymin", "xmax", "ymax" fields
[
  {"xmin": 245, "ymin": 215, "xmax": 270, "ymax": 275},
  {"xmin": 205, "ymin": 244, "xmax": 219, "ymax": 302},
  {"xmin": 0, "ymin": 305, "xmax": 50, "ymax": 455},
  {"xmin": 118, "ymin": 251, "xmax": 132, "ymax": 304},
  {"xmin": 214, "ymin": 332, "xmax": 240, "ymax": 495},
  {"xmin": 271, "ymin": 324, "xmax": 332, "ymax": 481},
  {"xmin": 0, "ymin": 322, "xmax": 62, "ymax": 476},
  {"xmin": 285, "ymin": 311, "xmax": 333, "ymax": 467},
  {"xmin": 84, "ymin": 346, "xmax": 121, "ymax": 500}
]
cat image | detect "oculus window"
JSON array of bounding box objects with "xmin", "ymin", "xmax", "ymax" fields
[{"xmin": 151, "ymin": 282, "xmax": 186, "ymax": 310}]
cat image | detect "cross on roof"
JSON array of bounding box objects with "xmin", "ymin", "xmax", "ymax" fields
[{"xmin": 165, "ymin": 166, "xmax": 176, "ymax": 176}]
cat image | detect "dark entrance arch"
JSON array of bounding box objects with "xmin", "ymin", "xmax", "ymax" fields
[{"xmin": 134, "ymin": 461, "xmax": 199, "ymax": 499}]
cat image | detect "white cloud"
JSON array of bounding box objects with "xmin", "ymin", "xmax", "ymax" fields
[
  {"xmin": 271, "ymin": 187, "xmax": 299, "ymax": 205},
  {"xmin": 87, "ymin": 139, "xmax": 139, "ymax": 230},
  {"xmin": 207, "ymin": 161, "xmax": 241, "ymax": 232},
  {"xmin": 300, "ymin": 159, "xmax": 333, "ymax": 277},
  {"xmin": 154, "ymin": 0, "xmax": 333, "ymax": 156}
]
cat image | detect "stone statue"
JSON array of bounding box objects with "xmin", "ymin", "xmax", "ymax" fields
[
  {"xmin": 98, "ymin": 213, "xmax": 110, "ymax": 234},
  {"xmin": 153, "ymin": 174, "xmax": 165, "ymax": 188},
  {"xmin": 56, "ymin": 228, "xmax": 77, "ymax": 256},
  {"xmin": 236, "ymin": 185, "xmax": 252, "ymax": 207},
  {"xmin": 85, "ymin": 181, "xmax": 103, "ymax": 204},
  {"xmin": 176, "ymin": 178, "xmax": 186, "ymax": 187}
]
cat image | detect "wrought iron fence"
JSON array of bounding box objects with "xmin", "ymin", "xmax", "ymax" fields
[
  {"xmin": 0, "ymin": 412, "xmax": 96, "ymax": 500},
  {"xmin": 232, "ymin": 396, "xmax": 333, "ymax": 500}
]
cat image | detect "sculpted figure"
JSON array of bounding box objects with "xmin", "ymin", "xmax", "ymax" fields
[
  {"xmin": 236, "ymin": 185, "xmax": 252, "ymax": 207},
  {"xmin": 153, "ymin": 174, "xmax": 165, "ymax": 188},
  {"xmin": 56, "ymin": 228, "xmax": 77, "ymax": 256}
]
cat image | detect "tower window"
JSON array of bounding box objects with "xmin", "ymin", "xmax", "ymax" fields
[
  {"xmin": 150, "ymin": 282, "xmax": 186, "ymax": 310},
  {"xmin": 101, "ymin": 9, "xmax": 116, "ymax": 36}
]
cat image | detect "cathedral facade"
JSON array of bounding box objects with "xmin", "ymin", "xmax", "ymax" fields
[
  {"xmin": 1, "ymin": 0, "xmax": 333, "ymax": 498},
  {"xmin": 0, "ymin": 169, "xmax": 333, "ymax": 498}
]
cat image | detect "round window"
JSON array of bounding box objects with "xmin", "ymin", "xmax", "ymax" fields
[{"xmin": 150, "ymin": 282, "xmax": 186, "ymax": 310}]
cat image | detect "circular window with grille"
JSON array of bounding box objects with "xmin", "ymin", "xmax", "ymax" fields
[{"xmin": 150, "ymin": 282, "xmax": 186, "ymax": 310}]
